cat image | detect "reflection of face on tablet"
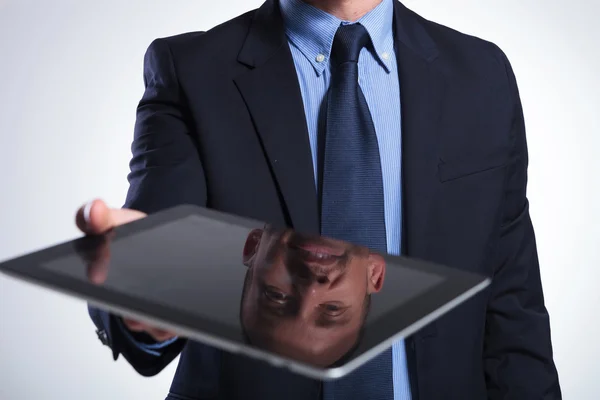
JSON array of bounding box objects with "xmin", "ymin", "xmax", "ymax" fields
[{"xmin": 240, "ymin": 226, "xmax": 386, "ymax": 367}]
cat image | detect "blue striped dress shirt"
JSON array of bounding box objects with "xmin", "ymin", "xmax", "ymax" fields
[{"xmin": 279, "ymin": 0, "xmax": 410, "ymax": 398}]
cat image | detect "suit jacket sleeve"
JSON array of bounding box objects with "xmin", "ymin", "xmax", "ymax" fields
[
  {"xmin": 88, "ymin": 37, "xmax": 207, "ymax": 376},
  {"xmin": 483, "ymin": 46, "xmax": 561, "ymax": 399}
]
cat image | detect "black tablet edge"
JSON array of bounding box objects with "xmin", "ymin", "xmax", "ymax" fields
[{"xmin": 0, "ymin": 204, "xmax": 493, "ymax": 380}]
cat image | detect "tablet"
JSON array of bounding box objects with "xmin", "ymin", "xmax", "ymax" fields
[{"xmin": 0, "ymin": 205, "xmax": 490, "ymax": 380}]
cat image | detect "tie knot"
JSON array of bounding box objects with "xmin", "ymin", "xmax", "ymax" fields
[{"xmin": 330, "ymin": 23, "xmax": 370, "ymax": 66}]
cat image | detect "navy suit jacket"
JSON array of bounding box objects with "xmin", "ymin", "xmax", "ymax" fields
[{"xmin": 88, "ymin": 1, "xmax": 561, "ymax": 398}]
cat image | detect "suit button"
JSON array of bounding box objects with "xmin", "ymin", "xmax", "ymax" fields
[{"xmin": 96, "ymin": 329, "xmax": 109, "ymax": 346}]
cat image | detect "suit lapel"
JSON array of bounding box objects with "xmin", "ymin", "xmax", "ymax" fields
[
  {"xmin": 233, "ymin": 0, "xmax": 446, "ymax": 246},
  {"xmin": 394, "ymin": 2, "xmax": 447, "ymax": 399},
  {"xmin": 394, "ymin": 1, "xmax": 445, "ymax": 263},
  {"xmin": 233, "ymin": 0, "xmax": 319, "ymax": 235}
]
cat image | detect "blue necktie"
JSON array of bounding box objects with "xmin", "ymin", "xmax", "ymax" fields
[{"xmin": 320, "ymin": 23, "xmax": 394, "ymax": 400}]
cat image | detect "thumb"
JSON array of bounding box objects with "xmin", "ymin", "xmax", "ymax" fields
[{"xmin": 76, "ymin": 199, "xmax": 146, "ymax": 234}]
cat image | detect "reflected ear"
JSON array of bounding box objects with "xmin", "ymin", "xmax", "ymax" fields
[
  {"xmin": 243, "ymin": 229, "xmax": 263, "ymax": 267},
  {"xmin": 367, "ymin": 253, "xmax": 386, "ymax": 294}
]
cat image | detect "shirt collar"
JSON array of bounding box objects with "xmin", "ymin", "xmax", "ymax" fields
[{"xmin": 279, "ymin": 0, "xmax": 395, "ymax": 76}]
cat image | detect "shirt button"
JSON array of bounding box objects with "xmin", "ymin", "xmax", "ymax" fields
[
  {"xmin": 316, "ymin": 54, "xmax": 326, "ymax": 63},
  {"xmin": 381, "ymin": 52, "xmax": 390, "ymax": 60}
]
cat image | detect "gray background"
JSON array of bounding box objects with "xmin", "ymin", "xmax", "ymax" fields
[{"xmin": 0, "ymin": 0, "xmax": 598, "ymax": 399}]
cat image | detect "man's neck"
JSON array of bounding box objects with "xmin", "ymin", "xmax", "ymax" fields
[{"xmin": 304, "ymin": 0, "xmax": 383, "ymax": 21}]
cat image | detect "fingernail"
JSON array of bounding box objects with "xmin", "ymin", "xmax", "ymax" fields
[{"xmin": 83, "ymin": 200, "xmax": 94, "ymax": 225}]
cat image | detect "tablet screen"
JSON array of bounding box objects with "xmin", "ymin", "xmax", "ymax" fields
[{"xmin": 40, "ymin": 212, "xmax": 445, "ymax": 369}]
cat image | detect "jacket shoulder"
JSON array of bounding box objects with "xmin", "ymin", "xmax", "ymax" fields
[
  {"xmin": 147, "ymin": 9, "xmax": 256, "ymax": 61},
  {"xmin": 406, "ymin": 7, "xmax": 509, "ymax": 78}
]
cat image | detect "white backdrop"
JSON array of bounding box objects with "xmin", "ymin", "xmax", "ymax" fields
[{"xmin": 0, "ymin": 0, "xmax": 598, "ymax": 399}]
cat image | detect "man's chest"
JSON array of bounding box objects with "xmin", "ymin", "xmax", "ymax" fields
[{"xmin": 183, "ymin": 57, "xmax": 510, "ymax": 276}]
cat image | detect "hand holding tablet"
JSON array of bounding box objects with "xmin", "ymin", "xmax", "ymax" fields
[{"xmin": 75, "ymin": 199, "xmax": 177, "ymax": 343}]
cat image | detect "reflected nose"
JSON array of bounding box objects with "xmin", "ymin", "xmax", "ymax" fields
[
  {"xmin": 297, "ymin": 279, "xmax": 329, "ymax": 300},
  {"xmin": 287, "ymin": 249, "xmax": 343, "ymax": 287},
  {"xmin": 294, "ymin": 269, "xmax": 334, "ymax": 288},
  {"xmin": 293, "ymin": 268, "xmax": 321, "ymax": 284}
]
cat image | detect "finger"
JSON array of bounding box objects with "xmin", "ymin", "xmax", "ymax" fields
[
  {"xmin": 75, "ymin": 199, "xmax": 110, "ymax": 234},
  {"xmin": 76, "ymin": 199, "xmax": 146, "ymax": 234},
  {"xmin": 109, "ymin": 207, "xmax": 147, "ymax": 226}
]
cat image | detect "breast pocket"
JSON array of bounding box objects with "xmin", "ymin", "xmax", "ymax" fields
[
  {"xmin": 437, "ymin": 151, "xmax": 508, "ymax": 183},
  {"xmin": 431, "ymin": 149, "xmax": 508, "ymax": 277}
]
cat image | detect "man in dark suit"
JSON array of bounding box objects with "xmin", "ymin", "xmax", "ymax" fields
[{"xmin": 76, "ymin": 0, "xmax": 561, "ymax": 398}]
